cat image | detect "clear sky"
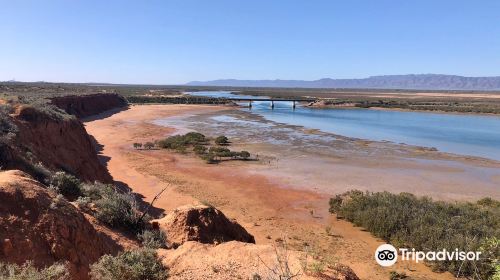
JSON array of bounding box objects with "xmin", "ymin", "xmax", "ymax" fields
[{"xmin": 1, "ymin": 0, "xmax": 499, "ymax": 84}]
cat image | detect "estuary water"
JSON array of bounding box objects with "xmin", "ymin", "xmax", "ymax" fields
[{"xmin": 187, "ymin": 91, "xmax": 500, "ymax": 161}]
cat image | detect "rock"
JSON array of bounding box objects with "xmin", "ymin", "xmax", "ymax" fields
[
  {"xmin": 153, "ymin": 204, "xmax": 255, "ymax": 247},
  {"xmin": 0, "ymin": 170, "xmax": 122, "ymax": 279}
]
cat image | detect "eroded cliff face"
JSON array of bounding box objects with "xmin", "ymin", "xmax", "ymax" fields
[
  {"xmin": 50, "ymin": 93, "xmax": 128, "ymax": 118},
  {"xmin": 0, "ymin": 170, "xmax": 123, "ymax": 279},
  {"xmin": 12, "ymin": 105, "xmax": 112, "ymax": 183}
]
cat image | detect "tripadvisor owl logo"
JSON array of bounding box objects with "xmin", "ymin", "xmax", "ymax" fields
[{"xmin": 375, "ymin": 244, "xmax": 398, "ymax": 267}]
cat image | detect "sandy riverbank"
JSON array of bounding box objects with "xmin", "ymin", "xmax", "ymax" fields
[{"xmin": 84, "ymin": 104, "xmax": 478, "ymax": 280}]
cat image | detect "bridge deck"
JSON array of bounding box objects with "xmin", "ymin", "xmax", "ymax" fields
[{"xmin": 228, "ymin": 98, "xmax": 314, "ymax": 102}]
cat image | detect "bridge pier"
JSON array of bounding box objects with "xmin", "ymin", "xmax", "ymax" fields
[
  {"xmin": 248, "ymin": 100, "xmax": 252, "ymax": 108},
  {"xmin": 293, "ymin": 100, "xmax": 296, "ymax": 109},
  {"xmin": 271, "ymin": 100, "xmax": 274, "ymax": 109}
]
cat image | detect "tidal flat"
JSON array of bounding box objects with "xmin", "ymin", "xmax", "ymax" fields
[{"xmin": 154, "ymin": 108, "xmax": 500, "ymax": 201}]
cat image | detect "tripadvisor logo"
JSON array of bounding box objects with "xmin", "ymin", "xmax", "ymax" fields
[{"xmin": 374, "ymin": 244, "xmax": 482, "ymax": 267}]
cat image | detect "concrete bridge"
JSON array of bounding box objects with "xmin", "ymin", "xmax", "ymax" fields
[{"xmin": 228, "ymin": 98, "xmax": 315, "ymax": 109}]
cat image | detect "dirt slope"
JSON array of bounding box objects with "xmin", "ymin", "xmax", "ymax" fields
[
  {"xmin": 11, "ymin": 105, "xmax": 112, "ymax": 182},
  {"xmin": 0, "ymin": 170, "xmax": 122, "ymax": 279},
  {"xmin": 50, "ymin": 93, "xmax": 128, "ymax": 118}
]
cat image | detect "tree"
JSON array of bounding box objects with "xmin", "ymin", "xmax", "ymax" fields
[
  {"xmin": 239, "ymin": 151, "xmax": 251, "ymax": 160},
  {"xmin": 214, "ymin": 135, "xmax": 229, "ymax": 145},
  {"xmin": 133, "ymin": 142, "xmax": 142, "ymax": 149},
  {"xmin": 144, "ymin": 142, "xmax": 155, "ymax": 149}
]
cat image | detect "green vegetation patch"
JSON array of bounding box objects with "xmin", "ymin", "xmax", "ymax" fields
[
  {"xmin": 0, "ymin": 261, "xmax": 69, "ymax": 280},
  {"xmin": 329, "ymin": 190, "xmax": 500, "ymax": 278},
  {"xmin": 89, "ymin": 248, "xmax": 168, "ymax": 280}
]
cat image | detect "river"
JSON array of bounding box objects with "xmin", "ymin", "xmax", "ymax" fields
[{"xmin": 187, "ymin": 91, "xmax": 500, "ymax": 161}]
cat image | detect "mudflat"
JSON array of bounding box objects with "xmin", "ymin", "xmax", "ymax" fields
[{"xmin": 84, "ymin": 104, "xmax": 498, "ymax": 280}]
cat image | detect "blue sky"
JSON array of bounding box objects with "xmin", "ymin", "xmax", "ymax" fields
[{"xmin": 1, "ymin": 0, "xmax": 499, "ymax": 84}]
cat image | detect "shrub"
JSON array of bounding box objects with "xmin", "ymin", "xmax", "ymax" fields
[
  {"xmin": 0, "ymin": 261, "xmax": 69, "ymax": 280},
  {"xmin": 94, "ymin": 188, "xmax": 150, "ymax": 233},
  {"xmin": 329, "ymin": 191, "xmax": 500, "ymax": 278},
  {"xmin": 214, "ymin": 135, "xmax": 229, "ymax": 145},
  {"xmin": 200, "ymin": 153, "xmax": 217, "ymax": 164},
  {"xmin": 89, "ymin": 249, "xmax": 168, "ymax": 280},
  {"xmin": 132, "ymin": 143, "xmax": 142, "ymax": 149},
  {"xmin": 157, "ymin": 132, "xmax": 206, "ymax": 150},
  {"xmin": 143, "ymin": 142, "xmax": 155, "ymax": 149},
  {"xmin": 138, "ymin": 229, "xmax": 168, "ymax": 249},
  {"xmin": 239, "ymin": 151, "xmax": 251, "ymax": 159},
  {"xmin": 193, "ymin": 145, "xmax": 207, "ymax": 155},
  {"xmin": 49, "ymin": 171, "xmax": 82, "ymax": 200}
]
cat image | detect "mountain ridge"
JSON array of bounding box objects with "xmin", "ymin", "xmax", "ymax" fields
[{"xmin": 187, "ymin": 74, "xmax": 500, "ymax": 90}]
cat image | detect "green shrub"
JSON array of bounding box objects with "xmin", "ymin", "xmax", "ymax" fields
[
  {"xmin": 89, "ymin": 249, "xmax": 168, "ymax": 280},
  {"xmin": 239, "ymin": 151, "xmax": 251, "ymax": 159},
  {"xmin": 0, "ymin": 261, "xmax": 69, "ymax": 280},
  {"xmin": 157, "ymin": 133, "xmax": 206, "ymax": 150},
  {"xmin": 138, "ymin": 229, "xmax": 168, "ymax": 249},
  {"xmin": 94, "ymin": 188, "xmax": 150, "ymax": 233},
  {"xmin": 193, "ymin": 145, "xmax": 207, "ymax": 155},
  {"xmin": 214, "ymin": 135, "xmax": 229, "ymax": 145},
  {"xmin": 143, "ymin": 142, "xmax": 155, "ymax": 149},
  {"xmin": 132, "ymin": 143, "xmax": 142, "ymax": 149},
  {"xmin": 329, "ymin": 191, "xmax": 500, "ymax": 278},
  {"xmin": 49, "ymin": 171, "xmax": 82, "ymax": 200},
  {"xmin": 200, "ymin": 153, "xmax": 217, "ymax": 164}
]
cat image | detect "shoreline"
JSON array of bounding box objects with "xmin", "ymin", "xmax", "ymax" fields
[{"xmin": 84, "ymin": 104, "xmax": 491, "ymax": 279}]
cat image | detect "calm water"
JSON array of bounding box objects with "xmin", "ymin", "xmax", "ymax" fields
[{"xmin": 187, "ymin": 91, "xmax": 500, "ymax": 160}]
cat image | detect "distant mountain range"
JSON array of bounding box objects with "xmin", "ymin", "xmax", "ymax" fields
[{"xmin": 186, "ymin": 74, "xmax": 500, "ymax": 90}]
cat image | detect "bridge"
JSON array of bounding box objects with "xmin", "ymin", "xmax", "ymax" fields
[{"xmin": 227, "ymin": 98, "xmax": 315, "ymax": 109}]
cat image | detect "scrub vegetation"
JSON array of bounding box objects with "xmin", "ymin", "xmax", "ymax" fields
[
  {"xmin": 134, "ymin": 132, "xmax": 254, "ymax": 164},
  {"xmin": 329, "ymin": 190, "xmax": 500, "ymax": 279}
]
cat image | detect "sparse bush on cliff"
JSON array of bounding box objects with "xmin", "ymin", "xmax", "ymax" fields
[
  {"xmin": 214, "ymin": 135, "xmax": 229, "ymax": 145},
  {"xmin": 138, "ymin": 229, "xmax": 168, "ymax": 249},
  {"xmin": 329, "ymin": 190, "xmax": 500, "ymax": 278},
  {"xmin": 0, "ymin": 261, "xmax": 69, "ymax": 280},
  {"xmin": 94, "ymin": 187, "xmax": 150, "ymax": 233},
  {"xmin": 89, "ymin": 249, "xmax": 168, "ymax": 280},
  {"xmin": 49, "ymin": 171, "xmax": 82, "ymax": 200}
]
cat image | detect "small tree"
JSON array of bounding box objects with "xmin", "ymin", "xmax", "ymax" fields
[
  {"xmin": 239, "ymin": 151, "xmax": 251, "ymax": 160},
  {"xmin": 214, "ymin": 135, "xmax": 229, "ymax": 145},
  {"xmin": 133, "ymin": 143, "xmax": 142, "ymax": 149},
  {"xmin": 143, "ymin": 142, "xmax": 155, "ymax": 150}
]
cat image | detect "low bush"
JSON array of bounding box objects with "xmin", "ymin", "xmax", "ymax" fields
[
  {"xmin": 49, "ymin": 171, "xmax": 82, "ymax": 200},
  {"xmin": 214, "ymin": 135, "xmax": 229, "ymax": 145},
  {"xmin": 89, "ymin": 249, "xmax": 168, "ymax": 280},
  {"xmin": 0, "ymin": 261, "xmax": 69, "ymax": 280},
  {"xmin": 94, "ymin": 187, "xmax": 150, "ymax": 233},
  {"xmin": 138, "ymin": 229, "xmax": 168, "ymax": 249},
  {"xmin": 329, "ymin": 190, "xmax": 500, "ymax": 278},
  {"xmin": 157, "ymin": 132, "xmax": 206, "ymax": 150},
  {"xmin": 79, "ymin": 182, "xmax": 150, "ymax": 233}
]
